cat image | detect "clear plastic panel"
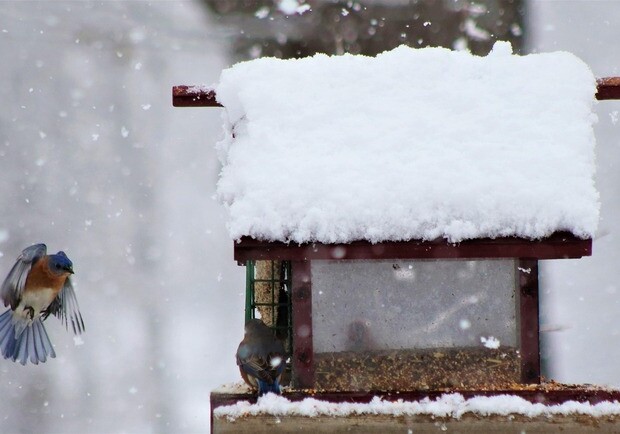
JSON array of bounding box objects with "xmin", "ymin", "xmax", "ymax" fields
[
  {"xmin": 312, "ymin": 259, "xmax": 517, "ymax": 353},
  {"xmin": 310, "ymin": 259, "xmax": 520, "ymax": 390}
]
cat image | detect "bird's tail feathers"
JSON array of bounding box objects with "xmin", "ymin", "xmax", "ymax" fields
[
  {"xmin": 0, "ymin": 309, "xmax": 13, "ymax": 349},
  {"xmin": 0, "ymin": 310, "xmax": 55, "ymax": 365},
  {"xmin": 257, "ymin": 379, "xmax": 281, "ymax": 396}
]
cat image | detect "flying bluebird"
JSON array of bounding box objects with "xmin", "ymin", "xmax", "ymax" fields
[
  {"xmin": 236, "ymin": 318, "xmax": 286, "ymax": 396},
  {"xmin": 0, "ymin": 243, "xmax": 85, "ymax": 365}
]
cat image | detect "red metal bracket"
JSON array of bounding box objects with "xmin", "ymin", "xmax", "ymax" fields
[
  {"xmin": 173, "ymin": 78, "xmax": 620, "ymax": 107},
  {"xmin": 172, "ymin": 85, "xmax": 222, "ymax": 107},
  {"xmin": 596, "ymin": 77, "xmax": 620, "ymax": 100}
]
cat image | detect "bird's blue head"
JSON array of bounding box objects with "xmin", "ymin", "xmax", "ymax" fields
[{"xmin": 49, "ymin": 251, "xmax": 74, "ymax": 275}]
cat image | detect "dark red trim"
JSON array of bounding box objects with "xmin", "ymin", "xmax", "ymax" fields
[
  {"xmin": 519, "ymin": 259, "xmax": 540, "ymax": 384},
  {"xmin": 211, "ymin": 387, "xmax": 620, "ymax": 409},
  {"xmin": 174, "ymin": 78, "xmax": 620, "ymax": 107},
  {"xmin": 234, "ymin": 233, "xmax": 591, "ymax": 263},
  {"xmin": 172, "ymin": 85, "xmax": 222, "ymax": 107},
  {"xmin": 291, "ymin": 261, "xmax": 314, "ymax": 388},
  {"xmin": 596, "ymin": 77, "xmax": 620, "ymax": 100}
]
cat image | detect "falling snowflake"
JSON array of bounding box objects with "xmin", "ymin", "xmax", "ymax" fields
[{"xmin": 255, "ymin": 7, "xmax": 269, "ymax": 19}]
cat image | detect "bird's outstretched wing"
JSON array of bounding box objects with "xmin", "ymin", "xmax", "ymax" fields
[
  {"xmin": 0, "ymin": 243, "xmax": 47, "ymax": 309},
  {"xmin": 44, "ymin": 278, "xmax": 85, "ymax": 335}
]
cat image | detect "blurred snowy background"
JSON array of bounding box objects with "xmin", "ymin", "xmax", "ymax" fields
[{"xmin": 0, "ymin": 1, "xmax": 618, "ymax": 432}]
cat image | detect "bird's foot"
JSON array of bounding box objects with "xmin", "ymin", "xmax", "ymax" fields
[{"xmin": 22, "ymin": 306, "xmax": 35, "ymax": 320}]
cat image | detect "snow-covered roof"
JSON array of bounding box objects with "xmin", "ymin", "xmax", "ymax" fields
[{"xmin": 214, "ymin": 42, "xmax": 599, "ymax": 244}]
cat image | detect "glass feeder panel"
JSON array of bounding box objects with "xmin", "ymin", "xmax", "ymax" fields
[{"xmin": 311, "ymin": 259, "xmax": 519, "ymax": 391}]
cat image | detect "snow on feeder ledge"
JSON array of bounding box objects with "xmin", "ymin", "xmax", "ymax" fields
[{"xmin": 174, "ymin": 42, "xmax": 620, "ymax": 432}]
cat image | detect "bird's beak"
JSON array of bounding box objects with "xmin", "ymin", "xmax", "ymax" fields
[{"xmin": 65, "ymin": 266, "xmax": 74, "ymax": 274}]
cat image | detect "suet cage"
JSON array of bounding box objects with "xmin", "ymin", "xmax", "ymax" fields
[{"xmin": 244, "ymin": 260, "xmax": 293, "ymax": 381}]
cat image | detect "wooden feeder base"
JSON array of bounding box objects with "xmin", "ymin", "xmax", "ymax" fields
[
  {"xmin": 213, "ymin": 412, "xmax": 619, "ymax": 433},
  {"xmin": 211, "ymin": 383, "xmax": 620, "ymax": 433}
]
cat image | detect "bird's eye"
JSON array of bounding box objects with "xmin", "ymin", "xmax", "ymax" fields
[{"xmin": 56, "ymin": 264, "xmax": 61, "ymax": 269}]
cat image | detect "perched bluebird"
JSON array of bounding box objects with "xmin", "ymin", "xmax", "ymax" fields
[
  {"xmin": 0, "ymin": 243, "xmax": 85, "ymax": 365},
  {"xmin": 236, "ymin": 318, "xmax": 286, "ymax": 396}
]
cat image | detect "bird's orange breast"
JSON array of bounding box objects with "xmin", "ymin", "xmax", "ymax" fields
[{"xmin": 24, "ymin": 257, "xmax": 66, "ymax": 296}]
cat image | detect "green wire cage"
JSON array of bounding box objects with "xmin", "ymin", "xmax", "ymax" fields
[{"xmin": 244, "ymin": 260, "xmax": 293, "ymax": 358}]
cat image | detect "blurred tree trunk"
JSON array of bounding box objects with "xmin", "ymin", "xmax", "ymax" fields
[{"xmin": 205, "ymin": 0, "xmax": 524, "ymax": 60}]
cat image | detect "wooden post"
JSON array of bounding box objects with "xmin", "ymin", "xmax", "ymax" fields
[
  {"xmin": 519, "ymin": 259, "xmax": 540, "ymax": 384},
  {"xmin": 291, "ymin": 260, "xmax": 314, "ymax": 388}
]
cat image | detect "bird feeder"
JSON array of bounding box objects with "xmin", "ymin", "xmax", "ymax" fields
[
  {"xmin": 233, "ymin": 233, "xmax": 590, "ymax": 391},
  {"xmin": 175, "ymin": 45, "xmax": 620, "ymax": 432}
]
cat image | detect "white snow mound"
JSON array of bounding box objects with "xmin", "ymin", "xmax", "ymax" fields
[
  {"xmin": 214, "ymin": 393, "xmax": 620, "ymax": 420},
  {"xmin": 214, "ymin": 42, "xmax": 599, "ymax": 244}
]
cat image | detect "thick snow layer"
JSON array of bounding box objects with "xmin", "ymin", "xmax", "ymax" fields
[
  {"xmin": 214, "ymin": 393, "xmax": 620, "ymax": 420},
  {"xmin": 214, "ymin": 42, "xmax": 599, "ymax": 244}
]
